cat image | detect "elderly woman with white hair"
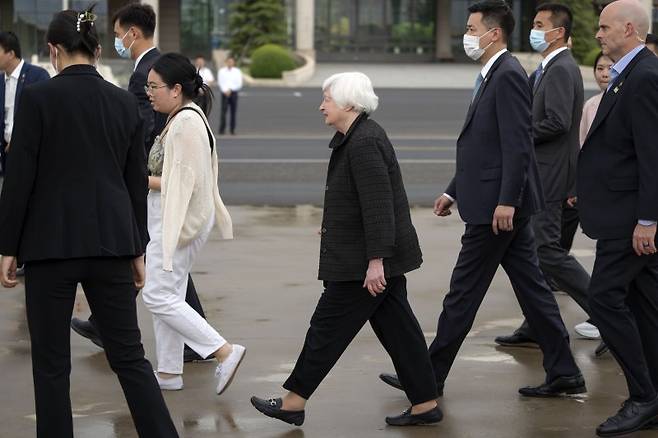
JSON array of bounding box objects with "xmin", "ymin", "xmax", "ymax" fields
[{"xmin": 250, "ymin": 72, "xmax": 442, "ymax": 427}]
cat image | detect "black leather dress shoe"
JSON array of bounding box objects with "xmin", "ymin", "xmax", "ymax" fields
[
  {"xmin": 597, "ymin": 398, "xmax": 658, "ymax": 437},
  {"xmin": 519, "ymin": 373, "xmax": 586, "ymax": 397},
  {"xmin": 250, "ymin": 397, "xmax": 305, "ymax": 426},
  {"xmin": 642, "ymin": 417, "xmax": 658, "ymax": 430},
  {"xmin": 385, "ymin": 406, "xmax": 443, "ymax": 426},
  {"xmin": 495, "ymin": 332, "xmax": 539, "ymax": 348},
  {"xmin": 183, "ymin": 347, "xmax": 211, "ymax": 363},
  {"xmin": 379, "ymin": 373, "xmax": 444, "ymax": 397},
  {"xmin": 70, "ymin": 318, "xmax": 104, "ymax": 348},
  {"xmin": 595, "ymin": 341, "xmax": 609, "ymax": 357}
]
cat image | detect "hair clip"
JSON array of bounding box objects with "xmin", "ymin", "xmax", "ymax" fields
[{"xmin": 76, "ymin": 11, "xmax": 97, "ymax": 32}]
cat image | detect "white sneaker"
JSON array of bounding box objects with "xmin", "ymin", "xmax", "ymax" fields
[
  {"xmin": 154, "ymin": 371, "xmax": 184, "ymax": 390},
  {"xmin": 215, "ymin": 344, "xmax": 246, "ymax": 395},
  {"xmin": 574, "ymin": 321, "xmax": 601, "ymax": 339}
]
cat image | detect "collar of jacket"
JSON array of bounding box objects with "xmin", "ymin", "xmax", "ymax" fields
[
  {"xmin": 56, "ymin": 64, "xmax": 102, "ymax": 78},
  {"xmin": 329, "ymin": 112, "xmax": 369, "ymax": 149}
]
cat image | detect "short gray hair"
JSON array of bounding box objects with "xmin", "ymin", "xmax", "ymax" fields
[{"xmin": 322, "ymin": 72, "xmax": 379, "ymax": 114}]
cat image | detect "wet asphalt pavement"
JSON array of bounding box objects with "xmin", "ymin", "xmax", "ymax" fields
[{"xmin": 1, "ymin": 206, "xmax": 654, "ymax": 438}]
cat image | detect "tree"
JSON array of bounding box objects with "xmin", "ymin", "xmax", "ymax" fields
[
  {"xmin": 228, "ymin": 0, "xmax": 288, "ymax": 62},
  {"xmin": 552, "ymin": 0, "xmax": 600, "ymax": 63}
]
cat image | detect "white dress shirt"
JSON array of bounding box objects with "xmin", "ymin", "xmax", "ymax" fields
[
  {"xmin": 218, "ymin": 66, "xmax": 243, "ymax": 93},
  {"xmin": 4, "ymin": 59, "xmax": 24, "ymax": 144},
  {"xmin": 134, "ymin": 47, "xmax": 156, "ymax": 72},
  {"xmin": 541, "ymin": 46, "xmax": 569, "ymax": 70},
  {"xmin": 198, "ymin": 67, "xmax": 215, "ymax": 85}
]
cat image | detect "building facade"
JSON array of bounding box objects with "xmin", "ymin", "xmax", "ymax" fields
[{"xmin": 0, "ymin": 0, "xmax": 655, "ymax": 63}]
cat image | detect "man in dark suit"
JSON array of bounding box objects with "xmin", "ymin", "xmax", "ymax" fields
[
  {"xmin": 579, "ymin": 1, "xmax": 658, "ymax": 435},
  {"xmin": 70, "ymin": 3, "xmax": 209, "ymax": 363},
  {"xmin": 495, "ymin": 3, "xmax": 594, "ymax": 348},
  {"xmin": 377, "ymin": 0, "xmax": 584, "ymax": 398},
  {"xmin": 0, "ymin": 31, "xmax": 50, "ymax": 175}
]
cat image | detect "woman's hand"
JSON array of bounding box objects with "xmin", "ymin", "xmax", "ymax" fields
[
  {"xmin": 363, "ymin": 258, "xmax": 386, "ymax": 297},
  {"xmin": 148, "ymin": 176, "xmax": 162, "ymax": 190},
  {"xmin": 131, "ymin": 256, "xmax": 146, "ymax": 289}
]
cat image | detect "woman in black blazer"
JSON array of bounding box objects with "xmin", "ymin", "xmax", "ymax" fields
[
  {"xmin": 250, "ymin": 72, "xmax": 442, "ymax": 427},
  {"xmin": 0, "ymin": 7, "xmax": 178, "ymax": 438}
]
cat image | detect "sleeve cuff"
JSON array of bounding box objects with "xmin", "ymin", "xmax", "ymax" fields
[
  {"xmin": 443, "ymin": 193, "xmax": 455, "ymax": 202},
  {"xmin": 638, "ymin": 220, "xmax": 657, "ymax": 226}
]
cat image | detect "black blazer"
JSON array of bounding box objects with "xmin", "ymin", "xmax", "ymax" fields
[
  {"xmin": 578, "ymin": 47, "xmax": 658, "ymax": 240},
  {"xmin": 129, "ymin": 48, "xmax": 166, "ymax": 151},
  {"xmin": 0, "ymin": 65, "xmax": 147, "ymax": 262},
  {"xmin": 318, "ymin": 114, "xmax": 423, "ymax": 281},
  {"xmin": 531, "ymin": 49, "xmax": 584, "ymax": 202},
  {"xmin": 446, "ymin": 51, "xmax": 544, "ymax": 224}
]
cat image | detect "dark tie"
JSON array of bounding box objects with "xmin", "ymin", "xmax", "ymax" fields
[
  {"xmin": 533, "ymin": 63, "xmax": 544, "ymax": 92},
  {"xmin": 472, "ymin": 73, "xmax": 484, "ymax": 102}
]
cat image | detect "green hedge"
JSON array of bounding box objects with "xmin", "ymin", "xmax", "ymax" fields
[{"xmin": 250, "ymin": 44, "xmax": 297, "ymax": 79}]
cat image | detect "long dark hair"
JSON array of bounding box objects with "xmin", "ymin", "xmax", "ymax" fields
[
  {"xmin": 46, "ymin": 3, "xmax": 99, "ymax": 59},
  {"xmin": 151, "ymin": 53, "xmax": 214, "ymax": 116}
]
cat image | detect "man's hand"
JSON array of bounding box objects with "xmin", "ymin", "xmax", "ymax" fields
[
  {"xmin": 0, "ymin": 256, "xmax": 18, "ymax": 288},
  {"xmin": 4, "ymin": 142, "xmax": 10, "ymax": 153},
  {"xmin": 433, "ymin": 194, "xmax": 454, "ymax": 217},
  {"xmin": 633, "ymin": 223, "xmax": 657, "ymax": 256},
  {"xmin": 363, "ymin": 258, "xmax": 386, "ymax": 297},
  {"xmin": 492, "ymin": 205, "xmax": 515, "ymax": 235},
  {"xmin": 225, "ymin": 89, "xmax": 232, "ymax": 97},
  {"xmin": 566, "ymin": 196, "xmax": 578, "ymax": 208},
  {"xmin": 131, "ymin": 256, "xmax": 146, "ymax": 289}
]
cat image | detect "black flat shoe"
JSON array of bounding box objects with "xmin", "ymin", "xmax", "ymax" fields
[
  {"xmin": 519, "ymin": 373, "xmax": 586, "ymax": 397},
  {"xmin": 595, "ymin": 341, "xmax": 609, "ymax": 358},
  {"xmin": 183, "ymin": 347, "xmax": 212, "ymax": 363},
  {"xmin": 379, "ymin": 373, "xmax": 444, "ymax": 397},
  {"xmin": 385, "ymin": 406, "xmax": 443, "ymax": 426},
  {"xmin": 597, "ymin": 398, "xmax": 658, "ymax": 437},
  {"xmin": 71, "ymin": 318, "xmax": 104, "ymax": 349},
  {"xmin": 250, "ymin": 396, "xmax": 305, "ymax": 426},
  {"xmin": 494, "ymin": 332, "xmax": 539, "ymax": 348}
]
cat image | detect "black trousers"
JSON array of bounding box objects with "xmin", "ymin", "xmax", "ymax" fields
[
  {"xmin": 428, "ymin": 218, "xmax": 580, "ymax": 388},
  {"xmin": 517, "ymin": 201, "xmax": 591, "ymax": 336},
  {"xmin": 24, "ymin": 258, "xmax": 178, "ymax": 438},
  {"xmin": 588, "ymin": 238, "xmax": 658, "ymax": 402},
  {"xmin": 284, "ymin": 275, "xmax": 438, "ymax": 405},
  {"xmin": 219, "ymin": 92, "xmax": 238, "ymax": 134},
  {"xmin": 90, "ymin": 272, "xmax": 206, "ymax": 326}
]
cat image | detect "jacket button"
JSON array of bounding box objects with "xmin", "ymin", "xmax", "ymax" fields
[
  {"xmin": 321, "ymin": 227, "xmax": 327, "ymax": 234},
  {"xmin": 325, "ymin": 185, "xmax": 329, "ymax": 191},
  {"xmin": 321, "ymin": 247, "xmax": 327, "ymax": 254}
]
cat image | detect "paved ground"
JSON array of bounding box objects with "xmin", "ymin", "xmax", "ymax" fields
[{"xmin": 1, "ymin": 206, "xmax": 653, "ymax": 438}]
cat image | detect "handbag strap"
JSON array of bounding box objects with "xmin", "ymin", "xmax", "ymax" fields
[{"xmin": 163, "ymin": 106, "xmax": 215, "ymax": 151}]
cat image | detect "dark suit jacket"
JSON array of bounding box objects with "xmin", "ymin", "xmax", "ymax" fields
[
  {"xmin": 318, "ymin": 113, "xmax": 423, "ymax": 281},
  {"xmin": 446, "ymin": 51, "xmax": 544, "ymax": 225},
  {"xmin": 578, "ymin": 47, "xmax": 658, "ymax": 240},
  {"xmin": 129, "ymin": 48, "xmax": 166, "ymax": 151},
  {"xmin": 0, "ymin": 62, "xmax": 50, "ymax": 147},
  {"xmin": 0, "ymin": 65, "xmax": 147, "ymax": 262},
  {"xmin": 531, "ymin": 49, "xmax": 584, "ymax": 202}
]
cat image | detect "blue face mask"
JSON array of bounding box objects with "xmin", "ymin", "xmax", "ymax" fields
[
  {"xmin": 114, "ymin": 30, "xmax": 133, "ymax": 59},
  {"xmin": 529, "ymin": 28, "xmax": 558, "ymax": 53}
]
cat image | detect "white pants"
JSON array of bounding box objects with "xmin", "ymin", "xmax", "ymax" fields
[{"xmin": 142, "ymin": 191, "xmax": 226, "ymax": 374}]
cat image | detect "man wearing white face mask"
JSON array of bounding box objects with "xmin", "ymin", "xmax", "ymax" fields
[
  {"xmin": 495, "ymin": 3, "xmax": 596, "ymax": 351},
  {"xmin": 379, "ymin": 0, "xmax": 584, "ymax": 399}
]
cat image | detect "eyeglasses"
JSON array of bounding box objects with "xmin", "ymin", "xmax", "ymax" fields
[{"xmin": 144, "ymin": 83, "xmax": 167, "ymax": 93}]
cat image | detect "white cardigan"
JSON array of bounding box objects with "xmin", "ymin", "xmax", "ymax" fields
[{"xmin": 159, "ymin": 102, "xmax": 233, "ymax": 271}]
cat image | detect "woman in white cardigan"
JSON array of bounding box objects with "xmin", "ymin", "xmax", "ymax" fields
[{"xmin": 143, "ymin": 53, "xmax": 245, "ymax": 393}]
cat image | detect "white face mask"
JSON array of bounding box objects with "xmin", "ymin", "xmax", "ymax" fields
[
  {"xmin": 50, "ymin": 46, "xmax": 59, "ymax": 74},
  {"xmin": 463, "ymin": 28, "xmax": 496, "ymax": 61}
]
